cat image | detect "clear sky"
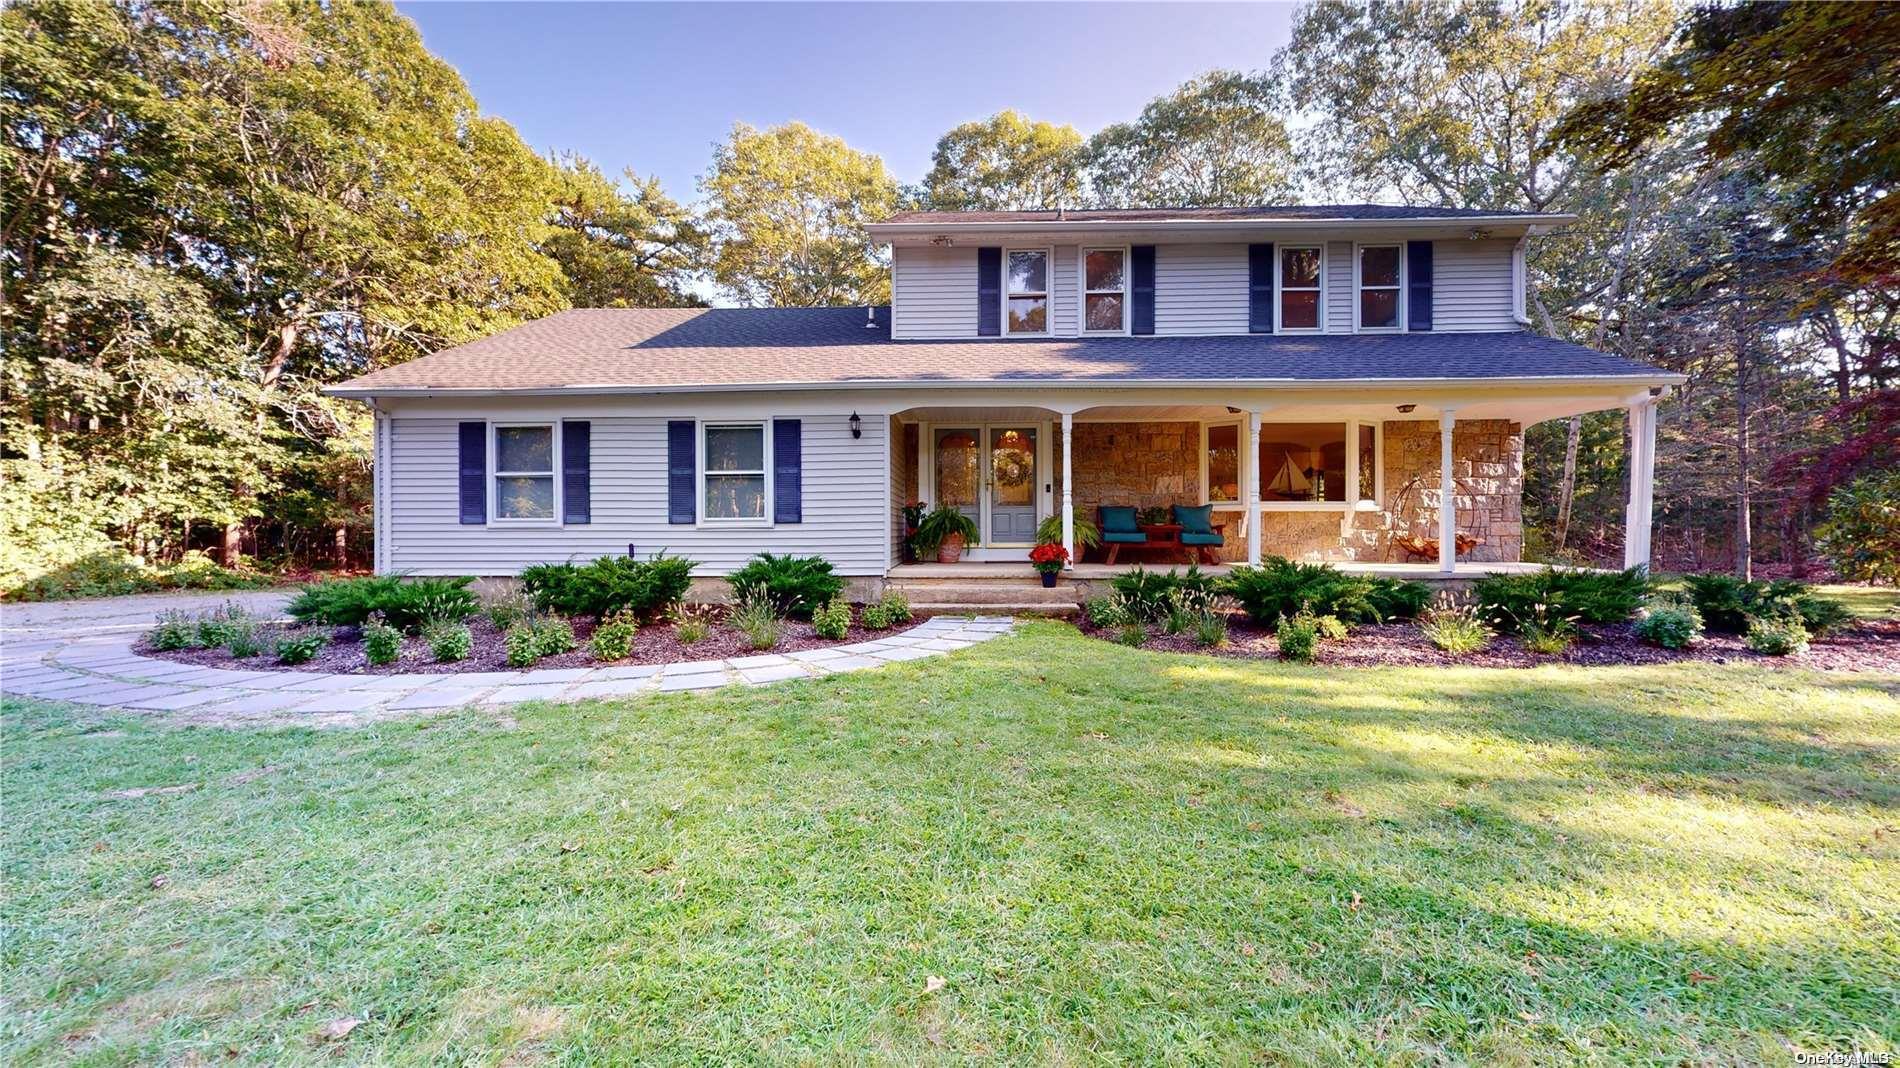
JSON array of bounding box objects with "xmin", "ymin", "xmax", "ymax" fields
[{"xmin": 395, "ymin": 1, "xmax": 1297, "ymax": 202}]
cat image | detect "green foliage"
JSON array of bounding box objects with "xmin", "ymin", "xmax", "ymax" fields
[
  {"xmin": 911, "ymin": 507, "xmax": 980, "ymax": 555},
  {"xmin": 1110, "ymin": 565, "xmax": 1220, "ymax": 623},
  {"xmin": 424, "ymin": 622, "xmax": 473, "ymax": 663},
  {"xmin": 543, "ymin": 153, "xmax": 706, "ymax": 308},
  {"xmin": 504, "ymin": 625, "xmax": 542, "ymax": 668},
  {"xmin": 1276, "ymin": 611, "xmax": 1320, "ymax": 663},
  {"xmin": 1634, "ymin": 603, "xmax": 1704, "ymax": 649},
  {"xmin": 1135, "ymin": 506, "xmax": 1173, "ymax": 527},
  {"xmin": 731, "ymin": 591, "xmax": 782, "ymax": 651},
  {"xmin": 273, "ymin": 632, "xmax": 328, "ymax": 666},
  {"xmin": 1084, "ymin": 596, "xmax": 1131, "ymax": 630},
  {"xmin": 701, "ymin": 121, "xmax": 898, "ymax": 307},
  {"xmin": 4, "ymin": 546, "xmax": 272, "ymax": 603},
  {"xmin": 589, "ymin": 612, "xmax": 639, "ymax": 662},
  {"xmin": 1472, "ymin": 568, "xmax": 1648, "ymax": 633},
  {"xmin": 672, "ymin": 603, "xmax": 717, "ymax": 644},
  {"xmin": 1419, "ymin": 598, "xmax": 1493, "ymax": 655},
  {"xmin": 483, "ymin": 590, "xmax": 534, "ymax": 631},
  {"xmin": 1314, "ymin": 614, "xmax": 1350, "ymax": 641},
  {"xmin": 195, "ymin": 603, "xmax": 258, "ymax": 650},
  {"xmin": 223, "ymin": 620, "xmax": 264, "ymax": 659},
  {"xmin": 147, "ymin": 610, "xmax": 200, "ymax": 651},
  {"xmin": 289, "ymin": 575, "xmax": 476, "ymax": 632},
  {"xmin": 1194, "ymin": 611, "xmax": 1229, "ymax": 648},
  {"xmin": 1815, "ymin": 470, "xmax": 1900, "ymax": 585},
  {"xmin": 1746, "ymin": 617, "xmax": 1811, "ymax": 657},
  {"xmin": 1035, "ymin": 510, "xmax": 1102, "ymax": 550},
  {"xmin": 1366, "ymin": 579, "xmax": 1433, "ymax": 622},
  {"xmin": 811, "ymin": 598, "xmax": 852, "ymax": 640},
  {"xmin": 363, "ymin": 616, "xmax": 402, "ymax": 667},
  {"xmin": 860, "ymin": 592, "xmax": 912, "ymax": 631},
  {"xmin": 917, "ymin": 110, "xmax": 1086, "ymax": 212},
  {"xmin": 1085, "ymin": 70, "xmax": 1294, "ymax": 208},
  {"xmin": 726, "ymin": 554, "xmax": 844, "ymax": 620},
  {"xmin": 1684, "ymin": 575, "xmax": 1851, "ymax": 635},
  {"xmin": 520, "ymin": 555, "xmax": 696, "ymax": 621},
  {"xmin": 1115, "ymin": 620, "xmax": 1147, "ymax": 647},
  {"xmin": 533, "ymin": 617, "xmax": 576, "ymax": 658},
  {"xmin": 1221, "ymin": 558, "xmax": 1389, "ymax": 625}
]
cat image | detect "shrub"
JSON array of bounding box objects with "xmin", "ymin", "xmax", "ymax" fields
[
  {"xmin": 1490, "ymin": 600, "xmax": 1579, "ymax": 654},
  {"xmin": 288, "ymin": 575, "xmax": 476, "ymax": 631},
  {"xmin": 589, "ymin": 612, "xmax": 638, "ymax": 661},
  {"xmin": 1419, "ymin": 596, "xmax": 1492, "ymax": 655},
  {"xmin": 1472, "ymin": 567, "xmax": 1647, "ymax": 632},
  {"xmin": 147, "ymin": 609, "xmax": 200, "ymax": 651},
  {"xmin": 425, "ymin": 621, "xmax": 473, "ymax": 663},
  {"xmin": 726, "ymin": 554, "xmax": 844, "ymax": 620},
  {"xmin": 521, "ymin": 554, "xmax": 696, "ymax": 620},
  {"xmin": 532, "ymin": 616, "xmax": 576, "ymax": 657},
  {"xmin": 1314, "ymin": 614, "xmax": 1349, "ymax": 641},
  {"xmin": 1276, "ymin": 611, "xmax": 1319, "ymax": 662},
  {"xmin": 1746, "ymin": 616, "xmax": 1810, "ymax": 656},
  {"xmin": 860, "ymin": 592, "xmax": 912, "ymax": 630},
  {"xmin": 484, "ymin": 590, "xmax": 534, "ymax": 631},
  {"xmin": 1110, "ymin": 565, "xmax": 1219, "ymax": 623},
  {"xmin": 1634, "ymin": 602, "xmax": 1703, "ymax": 649},
  {"xmin": 1035, "ymin": 509, "xmax": 1101, "ymax": 551},
  {"xmin": 4, "ymin": 547, "xmax": 271, "ymax": 602},
  {"xmin": 1815, "ymin": 470, "xmax": 1900, "ymax": 585},
  {"xmin": 1684, "ymin": 575, "xmax": 1851, "ymax": 635},
  {"xmin": 812, "ymin": 597, "xmax": 852, "ymax": 640},
  {"xmin": 1083, "ymin": 596, "xmax": 1129, "ymax": 629},
  {"xmin": 194, "ymin": 601, "xmax": 256, "ymax": 648},
  {"xmin": 731, "ymin": 590, "xmax": 782, "ymax": 650},
  {"xmin": 363, "ymin": 614, "xmax": 402, "ymax": 666},
  {"xmin": 223, "ymin": 618, "xmax": 264, "ymax": 659},
  {"xmin": 1193, "ymin": 611, "xmax": 1228, "ymax": 648},
  {"xmin": 505, "ymin": 624, "xmax": 541, "ymax": 667},
  {"xmin": 672, "ymin": 603, "xmax": 716, "ymax": 643},
  {"xmin": 1222, "ymin": 558, "xmax": 1388, "ymax": 625},
  {"xmin": 1115, "ymin": 620, "xmax": 1147, "ymax": 647},
  {"xmin": 1366, "ymin": 578, "xmax": 1432, "ymax": 621},
  {"xmin": 273, "ymin": 632, "xmax": 328, "ymax": 665}
]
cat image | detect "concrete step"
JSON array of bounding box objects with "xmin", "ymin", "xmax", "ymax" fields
[
  {"xmin": 912, "ymin": 602, "xmax": 1078, "ymax": 616},
  {"xmin": 887, "ymin": 581, "xmax": 1080, "ymax": 605}
]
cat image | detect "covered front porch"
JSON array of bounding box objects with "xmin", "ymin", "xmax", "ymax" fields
[{"xmin": 887, "ymin": 382, "xmax": 1663, "ymax": 576}]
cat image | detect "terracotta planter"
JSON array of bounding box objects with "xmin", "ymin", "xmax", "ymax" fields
[
  {"xmin": 1039, "ymin": 570, "xmax": 1058, "ymax": 588},
  {"xmin": 937, "ymin": 534, "xmax": 965, "ymax": 564}
]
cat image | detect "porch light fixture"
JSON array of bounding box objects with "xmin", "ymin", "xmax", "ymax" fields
[
  {"xmin": 849, "ymin": 412, "xmax": 862, "ymax": 439},
  {"xmin": 1397, "ymin": 404, "xmax": 1417, "ymax": 413}
]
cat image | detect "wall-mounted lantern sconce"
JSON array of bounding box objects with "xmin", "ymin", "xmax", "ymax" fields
[
  {"xmin": 1396, "ymin": 404, "xmax": 1417, "ymax": 413},
  {"xmin": 849, "ymin": 412, "xmax": 863, "ymax": 439}
]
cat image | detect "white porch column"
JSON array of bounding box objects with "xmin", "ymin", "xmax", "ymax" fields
[
  {"xmin": 1247, "ymin": 410, "xmax": 1264, "ymax": 566},
  {"xmin": 1623, "ymin": 398, "xmax": 1658, "ymax": 571},
  {"xmin": 1438, "ymin": 409, "xmax": 1458, "ymax": 574},
  {"xmin": 1060, "ymin": 410, "xmax": 1075, "ymax": 569}
]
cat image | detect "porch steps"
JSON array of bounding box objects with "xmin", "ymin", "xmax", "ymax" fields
[{"xmin": 887, "ymin": 576, "xmax": 1082, "ymax": 616}]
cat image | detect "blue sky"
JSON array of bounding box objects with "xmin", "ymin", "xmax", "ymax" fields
[{"xmin": 396, "ymin": 1, "xmax": 1297, "ymax": 201}]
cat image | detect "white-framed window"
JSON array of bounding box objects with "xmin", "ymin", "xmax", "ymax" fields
[
  {"xmin": 1277, "ymin": 245, "xmax": 1323, "ymax": 332},
  {"xmin": 1354, "ymin": 421, "xmax": 1382, "ymax": 506},
  {"xmin": 1355, "ymin": 243, "xmax": 1404, "ymax": 332},
  {"xmin": 492, "ymin": 423, "xmax": 559, "ymax": 522},
  {"xmin": 701, "ymin": 421, "xmax": 770, "ymax": 524},
  {"xmin": 1202, "ymin": 421, "xmax": 1242, "ymax": 505},
  {"xmin": 1081, "ymin": 246, "xmax": 1128, "ymax": 333},
  {"xmin": 1004, "ymin": 248, "xmax": 1050, "ymax": 335},
  {"xmin": 1252, "ymin": 420, "xmax": 1384, "ymax": 510}
]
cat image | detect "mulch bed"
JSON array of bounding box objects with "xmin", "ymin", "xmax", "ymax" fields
[
  {"xmin": 1083, "ymin": 614, "xmax": 1900, "ymax": 673},
  {"xmin": 139, "ymin": 611, "xmax": 922, "ymax": 676}
]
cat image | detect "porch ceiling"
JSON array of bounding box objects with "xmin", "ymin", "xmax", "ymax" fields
[{"xmin": 896, "ymin": 393, "xmax": 1644, "ymax": 428}]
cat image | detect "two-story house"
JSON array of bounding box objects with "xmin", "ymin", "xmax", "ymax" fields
[{"xmin": 328, "ymin": 205, "xmax": 1682, "ymax": 595}]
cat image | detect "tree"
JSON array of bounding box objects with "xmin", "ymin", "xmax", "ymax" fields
[
  {"xmin": 916, "ymin": 110, "xmax": 1085, "ymax": 212},
  {"xmin": 543, "ymin": 153, "xmax": 706, "ymax": 307},
  {"xmin": 700, "ymin": 122, "xmax": 899, "ymax": 307},
  {"xmin": 1084, "ymin": 71, "xmax": 1294, "ymax": 209}
]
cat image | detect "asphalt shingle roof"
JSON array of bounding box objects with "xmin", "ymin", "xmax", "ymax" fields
[
  {"xmin": 876, "ymin": 204, "xmax": 1565, "ymax": 225},
  {"xmin": 329, "ymin": 307, "xmax": 1677, "ymax": 393}
]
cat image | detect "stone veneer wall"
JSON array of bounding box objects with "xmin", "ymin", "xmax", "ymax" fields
[{"xmin": 1063, "ymin": 418, "xmax": 1523, "ymax": 564}]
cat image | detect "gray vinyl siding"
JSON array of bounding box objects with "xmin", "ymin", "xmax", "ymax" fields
[
  {"xmin": 1325, "ymin": 241, "xmax": 1354, "ymax": 333},
  {"xmin": 891, "ymin": 246, "xmax": 977, "ymax": 339},
  {"xmin": 1053, "ymin": 245, "xmax": 1078, "ymax": 336},
  {"xmin": 1429, "ymin": 239, "xmax": 1517, "ymax": 331},
  {"xmin": 386, "ymin": 415, "xmax": 888, "ymax": 576},
  {"xmin": 1155, "ymin": 243, "xmax": 1249, "ymax": 335}
]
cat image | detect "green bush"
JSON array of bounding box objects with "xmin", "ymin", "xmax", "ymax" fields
[
  {"xmin": 1815, "ymin": 470, "xmax": 1900, "ymax": 584},
  {"xmin": 1276, "ymin": 611, "xmax": 1319, "ymax": 662},
  {"xmin": 860, "ymin": 592, "xmax": 912, "ymax": 631},
  {"xmin": 1115, "ymin": 620, "xmax": 1147, "ymax": 647},
  {"xmin": 731, "ymin": 590, "xmax": 782, "ymax": 650},
  {"xmin": 1634, "ymin": 603, "xmax": 1704, "ymax": 649},
  {"xmin": 362, "ymin": 615, "xmax": 402, "ymax": 666},
  {"xmin": 288, "ymin": 575, "xmax": 476, "ymax": 631},
  {"xmin": 532, "ymin": 616, "xmax": 576, "ymax": 657},
  {"xmin": 812, "ymin": 597, "xmax": 852, "ymax": 640},
  {"xmin": 672, "ymin": 603, "xmax": 716, "ymax": 643},
  {"xmin": 504, "ymin": 624, "xmax": 541, "ymax": 667},
  {"xmin": 1314, "ymin": 613, "xmax": 1349, "ymax": 641},
  {"xmin": 1110, "ymin": 565, "xmax": 1219, "ymax": 623},
  {"xmin": 195, "ymin": 602, "xmax": 256, "ymax": 649},
  {"xmin": 273, "ymin": 632, "xmax": 328, "ymax": 665},
  {"xmin": 425, "ymin": 621, "xmax": 472, "ymax": 663},
  {"xmin": 1472, "ymin": 567, "xmax": 1648, "ymax": 632},
  {"xmin": 1683, "ymin": 575, "xmax": 1851, "ymax": 635},
  {"xmin": 147, "ymin": 610, "xmax": 200, "ymax": 651},
  {"xmin": 1746, "ymin": 616, "xmax": 1810, "ymax": 656},
  {"xmin": 1221, "ymin": 558, "xmax": 1397, "ymax": 625},
  {"xmin": 726, "ymin": 554, "xmax": 844, "ymax": 620},
  {"xmin": 223, "ymin": 618, "xmax": 264, "ymax": 659},
  {"xmin": 1366, "ymin": 578, "xmax": 1433, "ymax": 621},
  {"xmin": 1418, "ymin": 598, "xmax": 1492, "ymax": 655},
  {"xmin": 1084, "ymin": 596, "xmax": 1130, "ymax": 629},
  {"xmin": 3, "ymin": 547, "xmax": 272, "ymax": 602},
  {"xmin": 484, "ymin": 590, "xmax": 533, "ymax": 631},
  {"xmin": 589, "ymin": 612, "xmax": 638, "ymax": 661},
  {"xmin": 1193, "ymin": 611, "xmax": 1228, "ymax": 648},
  {"xmin": 520, "ymin": 554, "xmax": 696, "ymax": 620}
]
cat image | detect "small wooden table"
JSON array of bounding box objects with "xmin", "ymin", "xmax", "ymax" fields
[{"xmin": 1103, "ymin": 523, "xmax": 1227, "ymax": 566}]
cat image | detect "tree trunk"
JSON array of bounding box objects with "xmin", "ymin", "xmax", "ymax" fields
[
  {"xmin": 221, "ymin": 521, "xmax": 243, "ymax": 568},
  {"xmin": 1554, "ymin": 416, "xmax": 1581, "ymax": 552},
  {"xmin": 334, "ymin": 525, "xmax": 349, "ymax": 568}
]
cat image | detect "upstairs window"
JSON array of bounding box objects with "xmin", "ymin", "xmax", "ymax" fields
[
  {"xmin": 1082, "ymin": 248, "xmax": 1127, "ymax": 333},
  {"xmin": 1279, "ymin": 246, "xmax": 1322, "ymax": 331},
  {"xmin": 1357, "ymin": 244, "xmax": 1402, "ymax": 330},
  {"xmin": 1006, "ymin": 250, "xmax": 1048, "ymax": 334},
  {"xmin": 494, "ymin": 424, "xmax": 556, "ymax": 520}
]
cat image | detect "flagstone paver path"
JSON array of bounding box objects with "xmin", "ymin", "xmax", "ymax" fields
[{"xmin": 0, "ymin": 590, "xmax": 1014, "ymax": 727}]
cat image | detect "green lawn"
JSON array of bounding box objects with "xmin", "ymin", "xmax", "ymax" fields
[{"xmin": 5, "ymin": 624, "xmax": 1897, "ymax": 1064}]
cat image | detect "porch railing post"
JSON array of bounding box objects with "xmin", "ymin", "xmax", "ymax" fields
[
  {"xmin": 1623, "ymin": 397, "xmax": 1657, "ymax": 571},
  {"xmin": 1439, "ymin": 409, "xmax": 1458, "ymax": 574},
  {"xmin": 1060, "ymin": 410, "xmax": 1074, "ymax": 569},
  {"xmin": 1247, "ymin": 410, "xmax": 1263, "ymax": 566}
]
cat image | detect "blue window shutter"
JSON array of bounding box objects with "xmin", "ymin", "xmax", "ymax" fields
[
  {"xmin": 1130, "ymin": 245, "xmax": 1156, "ymax": 335},
  {"xmin": 1248, "ymin": 243, "xmax": 1275, "ymax": 333},
  {"xmin": 976, "ymin": 247, "xmax": 1001, "ymax": 336},
  {"xmin": 562, "ymin": 421, "xmax": 591, "ymax": 524},
  {"xmin": 773, "ymin": 419, "xmax": 802, "ymax": 524},
  {"xmin": 667, "ymin": 420, "xmax": 695, "ymax": 524},
  {"xmin": 458, "ymin": 421, "xmax": 485, "ymax": 524},
  {"xmin": 1407, "ymin": 240, "xmax": 1434, "ymax": 331}
]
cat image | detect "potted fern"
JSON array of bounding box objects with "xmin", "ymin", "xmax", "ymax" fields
[{"xmin": 913, "ymin": 505, "xmax": 980, "ymax": 564}]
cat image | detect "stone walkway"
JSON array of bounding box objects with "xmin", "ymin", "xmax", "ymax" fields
[{"xmin": 0, "ymin": 590, "xmax": 1014, "ymax": 726}]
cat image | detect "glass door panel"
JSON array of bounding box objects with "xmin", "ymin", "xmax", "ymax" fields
[{"xmin": 988, "ymin": 426, "xmax": 1038, "ymax": 544}]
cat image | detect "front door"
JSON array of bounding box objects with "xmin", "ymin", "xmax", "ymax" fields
[
  {"xmin": 933, "ymin": 427, "xmax": 982, "ymax": 536},
  {"xmin": 985, "ymin": 426, "xmax": 1039, "ymax": 544}
]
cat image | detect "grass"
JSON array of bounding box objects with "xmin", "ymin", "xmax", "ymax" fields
[{"xmin": 4, "ymin": 622, "xmax": 1897, "ymax": 1064}]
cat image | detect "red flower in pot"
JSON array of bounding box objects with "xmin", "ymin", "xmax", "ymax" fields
[{"xmin": 1029, "ymin": 542, "xmax": 1069, "ymax": 586}]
